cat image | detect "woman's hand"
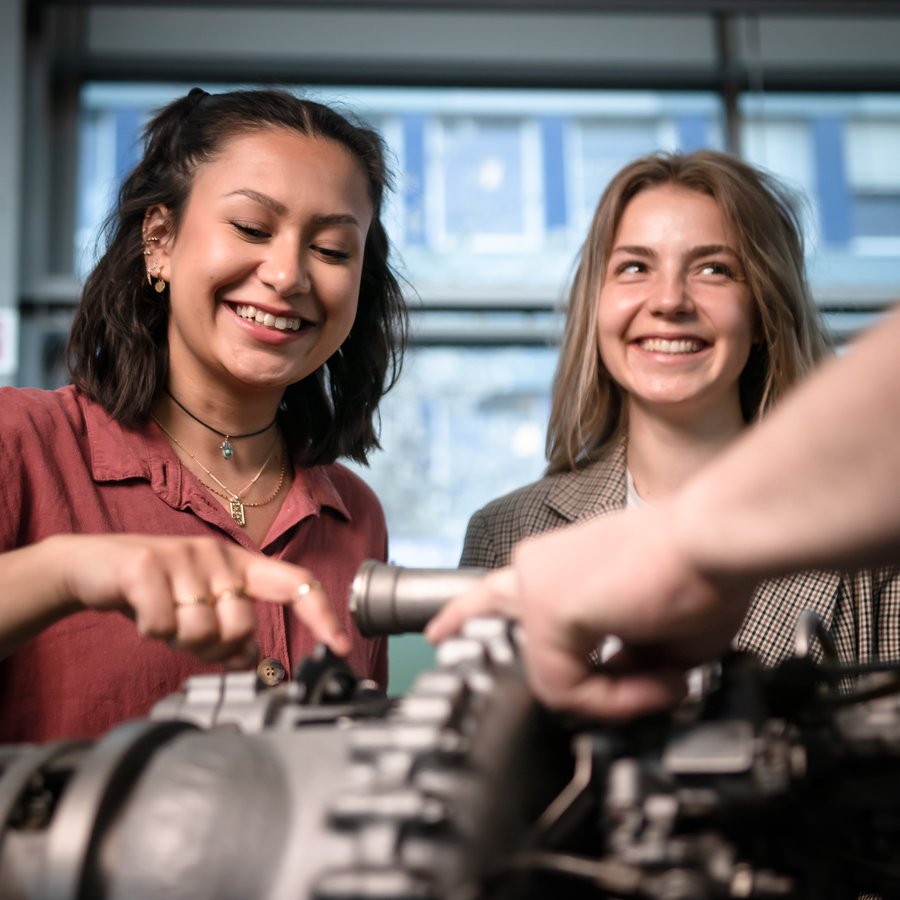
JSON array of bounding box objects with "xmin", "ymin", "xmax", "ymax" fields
[{"xmin": 2, "ymin": 534, "xmax": 350, "ymax": 664}]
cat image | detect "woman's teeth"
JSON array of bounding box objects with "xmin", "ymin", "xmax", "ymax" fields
[
  {"xmin": 638, "ymin": 337, "xmax": 703, "ymax": 354},
  {"xmin": 234, "ymin": 304, "xmax": 302, "ymax": 332}
]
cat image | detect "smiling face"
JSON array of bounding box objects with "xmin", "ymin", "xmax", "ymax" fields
[
  {"xmin": 150, "ymin": 127, "xmax": 373, "ymax": 405},
  {"xmin": 596, "ymin": 184, "xmax": 758, "ymax": 429}
]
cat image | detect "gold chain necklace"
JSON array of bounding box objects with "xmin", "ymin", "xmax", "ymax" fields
[
  {"xmin": 152, "ymin": 416, "xmax": 287, "ymax": 527},
  {"xmin": 196, "ymin": 462, "xmax": 287, "ymax": 527}
]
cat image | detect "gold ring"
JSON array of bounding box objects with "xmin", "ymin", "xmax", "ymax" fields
[
  {"xmin": 296, "ymin": 580, "xmax": 322, "ymax": 598},
  {"xmin": 213, "ymin": 584, "xmax": 247, "ymax": 604},
  {"xmin": 174, "ymin": 593, "xmax": 215, "ymax": 608}
]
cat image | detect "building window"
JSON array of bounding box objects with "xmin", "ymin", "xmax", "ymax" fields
[
  {"xmin": 740, "ymin": 93, "xmax": 900, "ymax": 309},
  {"xmin": 72, "ymin": 83, "xmax": 728, "ymax": 568}
]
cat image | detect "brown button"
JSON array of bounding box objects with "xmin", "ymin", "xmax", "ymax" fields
[{"xmin": 257, "ymin": 657, "xmax": 286, "ymax": 686}]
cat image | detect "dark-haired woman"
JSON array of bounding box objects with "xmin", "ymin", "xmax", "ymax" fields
[{"xmin": 0, "ymin": 88, "xmax": 407, "ymax": 741}]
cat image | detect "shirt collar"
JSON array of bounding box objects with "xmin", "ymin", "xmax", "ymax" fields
[{"xmin": 83, "ymin": 394, "xmax": 164, "ymax": 482}]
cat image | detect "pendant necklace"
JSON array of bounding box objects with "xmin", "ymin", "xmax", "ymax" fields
[
  {"xmin": 152, "ymin": 417, "xmax": 286, "ymax": 527},
  {"xmin": 164, "ymin": 389, "xmax": 278, "ymax": 461}
]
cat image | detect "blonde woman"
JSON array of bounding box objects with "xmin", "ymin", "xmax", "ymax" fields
[{"xmin": 456, "ymin": 150, "xmax": 899, "ymax": 668}]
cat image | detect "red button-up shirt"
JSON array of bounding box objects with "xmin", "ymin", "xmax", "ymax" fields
[{"xmin": 0, "ymin": 386, "xmax": 388, "ymax": 742}]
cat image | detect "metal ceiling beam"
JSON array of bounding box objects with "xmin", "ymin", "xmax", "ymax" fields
[{"xmin": 26, "ymin": 0, "xmax": 900, "ymax": 12}]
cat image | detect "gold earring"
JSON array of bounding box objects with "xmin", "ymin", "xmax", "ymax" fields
[{"xmin": 147, "ymin": 261, "xmax": 166, "ymax": 293}]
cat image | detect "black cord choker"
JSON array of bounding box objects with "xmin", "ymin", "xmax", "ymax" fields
[{"xmin": 164, "ymin": 389, "xmax": 278, "ymax": 461}]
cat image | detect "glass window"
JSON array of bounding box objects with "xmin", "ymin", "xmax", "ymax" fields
[
  {"xmin": 74, "ymin": 86, "xmax": 726, "ymax": 564},
  {"xmin": 846, "ymin": 119, "xmax": 900, "ymax": 252},
  {"xmin": 77, "ymin": 84, "xmax": 724, "ymax": 301},
  {"xmin": 740, "ymin": 93, "xmax": 900, "ymax": 299},
  {"xmin": 75, "ymin": 83, "xmax": 725, "ymax": 692},
  {"xmin": 346, "ymin": 343, "xmax": 559, "ymax": 567},
  {"xmin": 74, "ymin": 85, "xmax": 900, "ymax": 550},
  {"xmin": 434, "ymin": 116, "xmax": 538, "ymax": 251}
]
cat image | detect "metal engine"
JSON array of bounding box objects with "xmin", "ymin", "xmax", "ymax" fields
[{"xmin": 1, "ymin": 562, "xmax": 899, "ymax": 899}]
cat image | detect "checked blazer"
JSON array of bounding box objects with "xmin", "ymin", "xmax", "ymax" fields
[{"xmin": 460, "ymin": 442, "xmax": 900, "ymax": 668}]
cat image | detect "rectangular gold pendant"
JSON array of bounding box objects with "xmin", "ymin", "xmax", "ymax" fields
[{"xmin": 230, "ymin": 499, "xmax": 246, "ymax": 526}]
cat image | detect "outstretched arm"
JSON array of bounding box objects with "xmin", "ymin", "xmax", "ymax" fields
[
  {"xmin": 671, "ymin": 306, "xmax": 900, "ymax": 579},
  {"xmin": 0, "ymin": 533, "xmax": 351, "ymax": 663},
  {"xmin": 429, "ymin": 306, "xmax": 900, "ymax": 717}
]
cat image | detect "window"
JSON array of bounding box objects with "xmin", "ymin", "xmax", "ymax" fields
[
  {"xmin": 82, "ymin": 83, "xmax": 900, "ymax": 690},
  {"xmin": 70, "ymin": 83, "xmax": 900, "ymax": 566},
  {"xmin": 740, "ymin": 93, "xmax": 900, "ymax": 324},
  {"xmin": 846, "ymin": 118, "xmax": 900, "ymax": 253},
  {"xmin": 346, "ymin": 344, "xmax": 559, "ymax": 566},
  {"xmin": 77, "ymin": 85, "xmax": 724, "ymax": 304}
]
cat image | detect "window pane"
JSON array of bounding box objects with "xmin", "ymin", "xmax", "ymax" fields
[
  {"xmin": 77, "ymin": 84, "xmax": 724, "ymax": 299},
  {"xmin": 346, "ymin": 344, "xmax": 559, "ymax": 567},
  {"xmin": 74, "ymin": 83, "xmax": 724, "ymax": 562},
  {"xmin": 439, "ymin": 117, "xmax": 530, "ymax": 243},
  {"xmin": 740, "ymin": 93, "xmax": 900, "ymax": 300}
]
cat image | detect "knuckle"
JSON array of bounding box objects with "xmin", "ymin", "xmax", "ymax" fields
[
  {"xmin": 120, "ymin": 546, "xmax": 159, "ymax": 586},
  {"xmin": 141, "ymin": 621, "xmax": 177, "ymax": 641},
  {"xmin": 217, "ymin": 617, "xmax": 254, "ymax": 645},
  {"xmin": 179, "ymin": 619, "xmax": 219, "ymax": 648}
]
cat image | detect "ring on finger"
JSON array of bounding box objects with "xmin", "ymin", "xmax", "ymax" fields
[
  {"xmin": 213, "ymin": 583, "xmax": 248, "ymax": 604},
  {"xmin": 296, "ymin": 579, "xmax": 323, "ymax": 599},
  {"xmin": 174, "ymin": 592, "xmax": 215, "ymax": 608}
]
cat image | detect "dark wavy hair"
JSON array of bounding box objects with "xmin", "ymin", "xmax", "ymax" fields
[{"xmin": 68, "ymin": 87, "xmax": 407, "ymax": 466}]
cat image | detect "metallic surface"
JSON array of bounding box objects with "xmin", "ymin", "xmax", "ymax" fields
[
  {"xmin": 1, "ymin": 566, "xmax": 900, "ymax": 898},
  {"xmin": 349, "ymin": 560, "xmax": 486, "ymax": 636}
]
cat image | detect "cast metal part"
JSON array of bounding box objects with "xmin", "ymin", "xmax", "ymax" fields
[
  {"xmin": 0, "ymin": 617, "xmax": 565, "ymax": 900},
  {"xmin": 349, "ymin": 560, "xmax": 486, "ymax": 636},
  {"xmin": 2, "ymin": 564, "xmax": 900, "ymax": 898}
]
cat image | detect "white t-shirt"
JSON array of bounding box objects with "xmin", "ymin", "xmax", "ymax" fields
[{"xmin": 625, "ymin": 468, "xmax": 647, "ymax": 510}]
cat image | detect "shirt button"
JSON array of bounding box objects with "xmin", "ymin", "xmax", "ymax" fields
[{"xmin": 256, "ymin": 657, "xmax": 286, "ymax": 686}]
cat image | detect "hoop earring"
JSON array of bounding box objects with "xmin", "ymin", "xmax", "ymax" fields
[{"xmin": 147, "ymin": 261, "xmax": 167, "ymax": 293}]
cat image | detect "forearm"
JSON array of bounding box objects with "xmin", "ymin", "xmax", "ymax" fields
[
  {"xmin": 672, "ymin": 308, "xmax": 900, "ymax": 582},
  {"xmin": 0, "ymin": 538, "xmax": 83, "ymax": 659}
]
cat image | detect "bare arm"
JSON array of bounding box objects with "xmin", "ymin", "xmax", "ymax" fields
[
  {"xmin": 430, "ymin": 307, "xmax": 900, "ymax": 717},
  {"xmin": 673, "ymin": 306, "xmax": 900, "ymax": 579},
  {"xmin": 0, "ymin": 534, "xmax": 350, "ymax": 662}
]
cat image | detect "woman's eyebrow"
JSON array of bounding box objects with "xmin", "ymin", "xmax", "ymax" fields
[
  {"xmin": 226, "ymin": 189, "xmax": 361, "ymax": 229},
  {"xmin": 610, "ymin": 245, "xmax": 655, "ymax": 258},
  {"xmin": 686, "ymin": 244, "xmax": 739, "ymax": 261},
  {"xmin": 310, "ymin": 213, "xmax": 362, "ymax": 229},
  {"xmin": 227, "ymin": 188, "xmax": 288, "ymax": 215}
]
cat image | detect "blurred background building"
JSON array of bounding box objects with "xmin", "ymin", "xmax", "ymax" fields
[{"xmin": 3, "ymin": 0, "xmax": 900, "ymax": 689}]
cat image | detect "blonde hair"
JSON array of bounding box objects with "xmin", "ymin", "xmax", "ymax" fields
[{"xmin": 546, "ymin": 150, "xmax": 831, "ymax": 475}]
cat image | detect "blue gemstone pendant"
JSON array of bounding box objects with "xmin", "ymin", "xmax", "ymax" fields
[{"xmin": 220, "ymin": 438, "xmax": 234, "ymax": 459}]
